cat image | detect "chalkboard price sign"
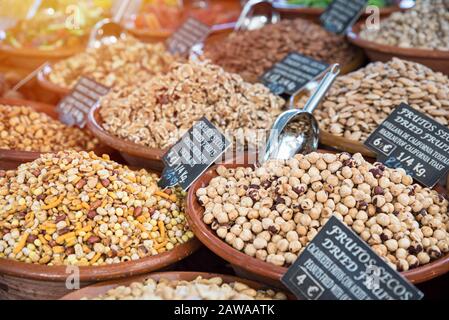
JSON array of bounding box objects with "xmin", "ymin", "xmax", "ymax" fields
[
  {"xmin": 158, "ymin": 117, "xmax": 231, "ymax": 191},
  {"xmin": 364, "ymin": 103, "xmax": 449, "ymax": 188},
  {"xmin": 260, "ymin": 52, "xmax": 329, "ymax": 97},
  {"xmin": 320, "ymin": 0, "xmax": 368, "ymax": 34},
  {"xmin": 57, "ymin": 76, "xmax": 110, "ymax": 128},
  {"xmin": 166, "ymin": 17, "xmax": 211, "ymax": 55},
  {"xmin": 282, "ymin": 216, "xmax": 424, "ymax": 300}
]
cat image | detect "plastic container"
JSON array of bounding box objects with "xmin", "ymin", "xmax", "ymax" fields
[
  {"xmin": 186, "ymin": 156, "xmax": 449, "ymax": 288},
  {"xmin": 60, "ymin": 271, "xmax": 291, "ymax": 300}
]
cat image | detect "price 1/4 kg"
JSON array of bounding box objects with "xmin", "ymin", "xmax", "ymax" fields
[{"xmin": 384, "ymin": 153, "xmax": 426, "ymax": 178}]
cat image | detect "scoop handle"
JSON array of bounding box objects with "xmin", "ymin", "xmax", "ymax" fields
[
  {"xmin": 235, "ymin": 0, "xmax": 275, "ymax": 31},
  {"xmin": 302, "ymin": 64, "xmax": 340, "ymax": 114},
  {"xmin": 113, "ymin": 0, "xmax": 131, "ymax": 23}
]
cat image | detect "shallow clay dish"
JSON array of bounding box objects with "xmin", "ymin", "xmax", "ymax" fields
[
  {"xmin": 0, "ymin": 239, "xmax": 201, "ymax": 300},
  {"xmin": 60, "ymin": 271, "xmax": 291, "ymax": 300},
  {"xmin": 347, "ymin": 23, "xmax": 449, "ymax": 75},
  {"xmin": 186, "ymin": 156, "xmax": 449, "ymax": 288},
  {"xmin": 0, "ymin": 98, "xmax": 112, "ymax": 170},
  {"xmin": 87, "ymin": 104, "xmax": 166, "ymax": 171},
  {"xmin": 36, "ymin": 64, "xmax": 71, "ymax": 102}
]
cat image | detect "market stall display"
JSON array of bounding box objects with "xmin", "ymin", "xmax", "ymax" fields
[
  {"xmin": 204, "ymin": 18, "xmax": 361, "ymax": 83},
  {"xmin": 297, "ymin": 58, "xmax": 449, "ymax": 156},
  {"xmin": 188, "ymin": 151, "xmax": 449, "ymax": 286},
  {"xmin": 88, "ymin": 61, "xmax": 285, "ymax": 170},
  {"xmin": 348, "ymin": 0, "xmax": 449, "ymax": 74}
]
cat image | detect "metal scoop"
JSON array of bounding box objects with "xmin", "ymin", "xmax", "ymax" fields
[
  {"xmin": 87, "ymin": 0, "xmax": 130, "ymax": 48},
  {"xmin": 263, "ymin": 64, "xmax": 340, "ymax": 162},
  {"xmin": 235, "ymin": 0, "xmax": 280, "ymax": 31}
]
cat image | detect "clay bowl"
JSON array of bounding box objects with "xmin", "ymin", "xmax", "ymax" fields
[
  {"xmin": 0, "ymin": 98, "xmax": 115, "ymax": 170},
  {"xmin": 0, "ymin": 240, "xmax": 201, "ymax": 300},
  {"xmin": 186, "ymin": 154, "xmax": 449, "ymax": 288},
  {"xmin": 0, "ymin": 41, "xmax": 84, "ymax": 72},
  {"xmin": 347, "ymin": 23, "xmax": 449, "ymax": 75},
  {"xmin": 60, "ymin": 271, "xmax": 291, "ymax": 300},
  {"xmin": 36, "ymin": 64, "xmax": 71, "ymax": 103},
  {"xmin": 202, "ymin": 27, "xmax": 366, "ymax": 77},
  {"xmin": 274, "ymin": 3, "xmax": 402, "ymax": 22},
  {"xmin": 87, "ymin": 104, "xmax": 166, "ymax": 171}
]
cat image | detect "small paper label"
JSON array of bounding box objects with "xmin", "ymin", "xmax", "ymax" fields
[
  {"xmin": 57, "ymin": 77, "xmax": 110, "ymax": 128},
  {"xmin": 364, "ymin": 103, "xmax": 449, "ymax": 188},
  {"xmin": 158, "ymin": 117, "xmax": 231, "ymax": 191},
  {"xmin": 260, "ymin": 52, "xmax": 329, "ymax": 97},
  {"xmin": 166, "ymin": 17, "xmax": 211, "ymax": 55},
  {"xmin": 320, "ymin": 0, "xmax": 368, "ymax": 34},
  {"xmin": 282, "ymin": 216, "xmax": 424, "ymax": 300}
]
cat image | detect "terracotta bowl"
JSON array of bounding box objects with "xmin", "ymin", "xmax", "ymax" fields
[
  {"xmin": 274, "ymin": 4, "xmax": 402, "ymax": 22},
  {"xmin": 0, "ymin": 42, "xmax": 84, "ymax": 72},
  {"xmin": 186, "ymin": 155, "xmax": 449, "ymax": 288},
  {"xmin": 0, "ymin": 98, "xmax": 114, "ymax": 170},
  {"xmin": 347, "ymin": 23, "xmax": 449, "ymax": 75},
  {"xmin": 0, "ymin": 240, "xmax": 201, "ymax": 300},
  {"xmin": 60, "ymin": 271, "xmax": 291, "ymax": 300},
  {"xmin": 87, "ymin": 104, "xmax": 166, "ymax": 171},
  {"xmin": 36, "ymin": 64, "xmax": 71, "ymax": 103}
]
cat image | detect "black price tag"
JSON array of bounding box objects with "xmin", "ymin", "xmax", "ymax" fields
[
  {"xmin": 282, "ymin": 216, "xmax": 423, "ymax": 300},
  {"xmin": 166, "ymin": 17, "xmax": 211, "ymax": 55},
  {"xmin": 260, "ymin": 52, "xmax": 329, "ymax": 97},
  {"xmin": 57, "ymin": 77, "xmax": 110, "ymax": 128},
  {"xmin": 158, "ymin": 117, "xmax": 231, "ymax": 191},
  {"xmin": 364, "ymin": 103, "xmax": 449, "ymax": 188},
  {"xmin": 320, "ymin": 0, "xmax": 368, "ymax": 34}
]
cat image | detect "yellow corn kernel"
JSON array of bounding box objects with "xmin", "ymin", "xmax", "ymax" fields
[
  {"xmin": 169, "ymin": 194, "xmax": 177, "ymax": 202},
  {"xmin": 158, "ymin": 221, "xmax": 166, "ymax": 238},
  {"xmin": 137, "ymin": 216, "xmax": 146, "ymax": 224},
  {"xmin": 81, "ymin": 202, "xmax": 90, "ymax": 210},
  {"xmin": 41, "ymin": 195, "xmax": 64, "ymax": 210},
  {"xmin": 65, "ymin": 238, "xmax": 77, "ymax": 247},
  {"xmin": 56, "ymin": 232, "xmax": 76, "ymax": 244},
  {"xmin": 52, "ymin": 246, "xmax": 65, "ymax": 254},
  {"xmin": 90, "ymin": 252, "xmax": 102, "ymax": 264},
  {"xmin": 13, "ymin": 232, "xmax": 29, "ymax": 254},
  {"xmin": 155, "ymin": 191, "xmax": 170, "ymax": 199},
  {"xmin": 153, "ymin": 240, "xmax": 167, "ymax": 250},
  {"xmin": 136, "ymin": 224, "xmax": 147, "ymax": 232},
  {"xmin": 38, "ymin": 234, "xmax": 48, "ymax": 245}
]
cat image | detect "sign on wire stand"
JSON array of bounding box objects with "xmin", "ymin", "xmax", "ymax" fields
[
  {"xmin": 281, "ymin": 216, "xmax": 424, "ymax": 300},
  {"xmin": 320, "ymin": 0, "xmax": 368, "ymax": 34},
  {"xmin": 57, "ymin": 76, "xmax": 110, "ymax": 128},
  {"xmin": 260, "ymin": 52, "xmax": 329, "ymax": 97},
  {"xmin": 364, "ymin": 103, "xmax": 449, "ymax": 188},
  {"xmin": 158, "ymin": 117, "xmax": 231, "ymax": 191},
  {"xmin": 166, "ymin": 17, "xmax": 211, "ymax": 55}
]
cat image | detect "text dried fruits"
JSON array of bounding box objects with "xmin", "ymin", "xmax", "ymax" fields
[
  {"xmin": 0, "ymin": 104, "xmax": 98, "ymax": 152},
  {"xmin": 204, "ymin": 18, "xmax": 356, "ymax": 83},
  {"xmin": 0, "ymin": 151, "xmax": 194, "ymax": 266},
  {"xmin": 49, "ymin": 37, "xmax": 179, "ymax": 89},
  {"xmin": 196, "ymin": 152, "xmax": 449, "ymax": 271},
  {"xmin": 298, "ymin": 58, "xmax": 449, "ymax": 142},
  {"xmin": 88, "ymin": 276, "xmax": 287, "ymax": 300},
  {"xmin": 99, "ymin": 61, "xmax": 285, "ymax": 149}
]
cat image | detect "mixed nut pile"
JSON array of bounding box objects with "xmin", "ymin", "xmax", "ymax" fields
[
  {"xmin": 0, "ymin": 151, "xmax": 194, "ymax": 266},
  {"xmin": 0, "ymin": 105, "xmax": 98, "ymax": 152},
  {"xmin": 204, "ymin": 18, "xmax": 356, "ymax": 83},
  {"xmin": 88, "ymin": 276, "xmax": 287, "ymax": 300},
  {"xmin": 360, "ymin": 0, "xmax": 449, "ymax": 50},
  {"xmin": 197, "ymin": 152, "xmax": 449, "ymax": 271},
  {"xmin": 49, "ymin": 37, "xmax": 179, "ymax": 89},
  {"xmin": 99, "ymin": 61, "xmax": 285, "ymax": 149},
  {"xmin": 298, "ymin": 58, "xmax": 449, "ymax": 142}
]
